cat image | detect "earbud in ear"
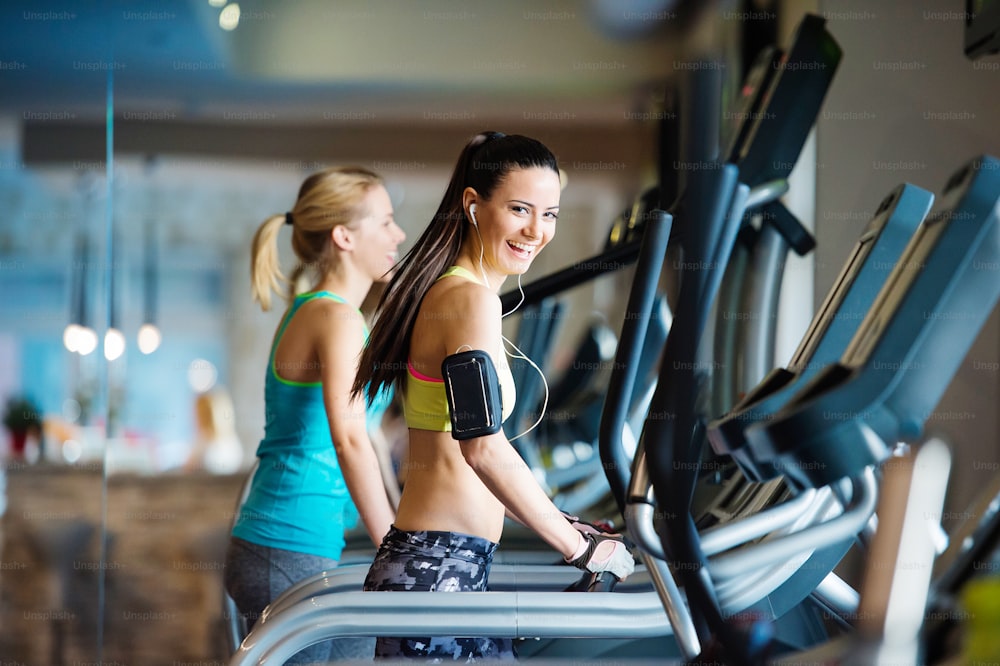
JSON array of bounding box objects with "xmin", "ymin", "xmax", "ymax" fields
[{"xmin": 469, "ymin": 203, "xmax": 478, "ymax": 226}]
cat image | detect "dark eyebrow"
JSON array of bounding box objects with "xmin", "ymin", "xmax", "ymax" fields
[{"xmin": 508, "ymin": 199, "xmax": 560, "ymax": 210}]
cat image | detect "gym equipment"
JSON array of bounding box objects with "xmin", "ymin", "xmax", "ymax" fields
[
  {"xmin": 745, "ymin": 155, "xmax": 1000, "ymax": 490},
  {"xmin": 707, "ymin": 183, "xmax": 935, "ymax": 482},
  {"xmin": 629, "ymin": 13, "xmax": 843, "ymax": 662},
  {"xmin": 770, "ymin": 439, "xmax": 954, "ymax": 665},
  {"xmin": 255, "ymin": 564, "xmax": 651, "ymax": 626},
  {"xmin": 616, "ymin": 185, "xmax": 933, "ymax": 660},
  {"xmin": 684, "ymin": 155, "xmax": 998, "ymax": 661}
]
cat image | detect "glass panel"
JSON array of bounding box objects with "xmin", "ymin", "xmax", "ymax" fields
[{"xmin": 0, "ymin": 4, "xmax": 110, "ymax": 663}]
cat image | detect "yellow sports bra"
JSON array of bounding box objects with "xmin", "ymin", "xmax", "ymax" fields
[{"xmin": 403, "ymin": 265, "xmax": 516, "ymax": 432}]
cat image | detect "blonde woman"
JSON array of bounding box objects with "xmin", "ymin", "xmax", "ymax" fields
[{"xmin": 224, "ymin": 166, "xmax": 405, "ymax": 662}]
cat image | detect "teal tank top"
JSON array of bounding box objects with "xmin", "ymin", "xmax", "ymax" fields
[{"xmin": 231, "ymin": 291, "xmax": 392, "ymax": 560}]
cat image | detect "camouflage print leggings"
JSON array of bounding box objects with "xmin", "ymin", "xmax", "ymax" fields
[{"xmin": 363, "ymin": 526, "xmax": 516, "ymax": 661}]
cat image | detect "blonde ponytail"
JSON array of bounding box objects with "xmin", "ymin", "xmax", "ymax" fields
[
  {"xmin": 250, "ymin": 214, "xmax": 287, "ymax": 311},
  {"xmin": 252, "ymin": 166, "xmax": 383, "ymax": 311}
]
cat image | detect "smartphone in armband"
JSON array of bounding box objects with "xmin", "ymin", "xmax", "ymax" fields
[{"xmin": 441, "ymin": 350, "xmax": 503, "ymax": 440}]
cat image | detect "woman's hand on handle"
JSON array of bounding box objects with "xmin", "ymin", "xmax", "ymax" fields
[{"xmin": 565, "ymin": 532, "xmax": 635, "ymax": 581}]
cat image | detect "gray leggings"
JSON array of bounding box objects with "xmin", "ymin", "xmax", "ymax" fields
[{"xmin": 224, "ymin": 536, "xmax": 375, "ymax": 663}]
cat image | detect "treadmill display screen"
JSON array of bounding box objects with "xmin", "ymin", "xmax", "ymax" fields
[
  {"xmin": 841, "ymin": 210, "xmax": 950, "ymax": 367},
  {"xmin": 789, "ymin": 232, "xmax": 874, "ymax": 370}
]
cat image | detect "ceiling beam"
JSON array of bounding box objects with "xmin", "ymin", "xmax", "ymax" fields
[{"xmin": 22, "ymin": 120, "xmax": 655, "ymax": 174}]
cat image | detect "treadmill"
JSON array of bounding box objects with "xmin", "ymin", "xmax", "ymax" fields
[
  {"xmin": 706, "ymin": 183, "xmax": 935, "ymax": 483},
  {"xmin": 628, "ymin": 13, "xmax": 844, "ymax": 663},
  {"xmin": 767, "ymin": 155, "xmax": 1000, "ymax": 664},
  {"xmin": 745, "ymin": 155, "xmax": 1000, "ymax": 490}
]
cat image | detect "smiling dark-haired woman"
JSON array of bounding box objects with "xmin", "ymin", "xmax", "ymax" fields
[{"xmin": 354, "ymin": 132, "xmax": 635, "ymax": 660}]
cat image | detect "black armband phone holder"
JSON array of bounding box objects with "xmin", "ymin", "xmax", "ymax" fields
[{"xmin": 441, "ymin": 349, "xmax": 503, "ymax": 440}]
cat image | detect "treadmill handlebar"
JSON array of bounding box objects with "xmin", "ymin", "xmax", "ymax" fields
[{"xmin": 598, "ymin": 209, "xmax": 673, "ymax": 513}]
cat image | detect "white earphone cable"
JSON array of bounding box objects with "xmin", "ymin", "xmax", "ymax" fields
[{"xmin": 503, "ymin": 333, "xmax": 549, "ymax": 442}]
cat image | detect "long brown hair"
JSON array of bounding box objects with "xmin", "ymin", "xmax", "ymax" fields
[
  {"xmin": 249, "ymin": 166, "xmax": 383, "ymax": 311},
  {"xmin": 353, "ymin": 131, "xmax": 559, "ymax": 403}
]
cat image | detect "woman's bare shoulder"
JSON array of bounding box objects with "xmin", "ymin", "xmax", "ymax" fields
[
  {"xmin": 421, "ymin": 276, "xmax": 500, "ymax": 323},
  {"xmin": 296, "ymin": 296, "xmax": 364, "ymax": 328}
]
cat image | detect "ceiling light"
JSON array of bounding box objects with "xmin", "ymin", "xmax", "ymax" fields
[
  {"xmin": 137, "ymin": 323, "xmax": 162, "ymax": 355},
  {"xmin": 63, "ymin": 323, "xmax": 82, "ymax": 353},
  {"xmin": 219, "ymin": 3, "xmax": 240, "ymax": 30},
  {"xmin": 77, "ymin": 327, "xmax": 99, "ymax": 356},
  {"xmin": 104, "ymin": 328, "xmax": 126, "ymax": 361}
]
